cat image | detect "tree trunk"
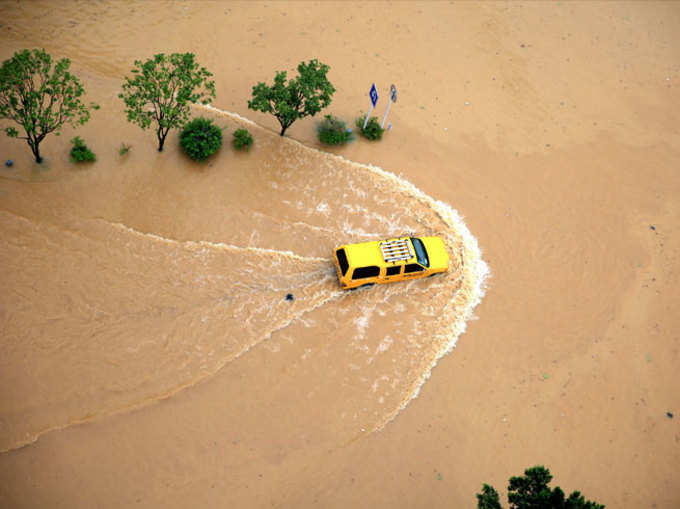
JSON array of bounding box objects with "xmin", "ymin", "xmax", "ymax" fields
[
  {"xmin": 28, "ymin": 139, "xmax": 42, "ymax": 163},
  {"xmin": 279, "ymin": 124, "xmax": 289, "ymax": 136},
  {"xmin": 157, "ymin": 130, "xmax": 166, "ymax": 152}
]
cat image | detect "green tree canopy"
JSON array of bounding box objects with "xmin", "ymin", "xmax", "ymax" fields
[
  {"xmin": 477, "ymin": 484, "xmax": 503, "ymax": 509},
  {"xmin": 476, "ymin": 466, "xmax": 605, "ymax": 509},
  {"xmin": 119, "ymin": 53, "xmax": 215, "ymax": 151},
  {"xmin": 247, "ymin": 59, "xmax": 335, "ymax": 136},
  {"xmin": 0, "ymin": 48, "xmax": 98, "ymax": 163}
]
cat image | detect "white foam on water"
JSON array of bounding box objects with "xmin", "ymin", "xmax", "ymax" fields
[
  {"xmin": 201, "ymin": 103, "xmax": 259, "ymax": 127},
  {"xmin": 105, "ymin": 220, "xmax": 328, "ymax": 263},
  {"xmin": 353, "ymin": 305, "xmax": 375, "ymax": 342},
  {"xmin": 377, "ymin": 336, "xmax": 393, "ymax": 353}
]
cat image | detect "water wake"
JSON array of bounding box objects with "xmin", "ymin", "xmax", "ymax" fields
[
  {"xmin": 0, "ymin": 107, "xmax": 488, "ymax": 452},
  {"xmin": 196, "ymin": 104, "xmax": 490, "ymax": 432}
]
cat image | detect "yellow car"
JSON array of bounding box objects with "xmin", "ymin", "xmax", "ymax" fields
[{"xmin": 333, "ymin": 236, "xmax": 449, "ymax": 290}]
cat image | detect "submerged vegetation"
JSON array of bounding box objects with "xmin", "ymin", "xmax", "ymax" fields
[
  {"xmin": 2, "ymin": 48, "xmax": 386, "ymax": 162},
  {"xmin": 232, "ymin": 128, "xmax": 253, "ymax": 151},
  {"xmin": 0, "ymin": 48, "xmax": 98, "ymax": 163},
  {"xmin": 119, "ymin": 53, "xmax": 215, "ymax": 152},
  {"xmin": 179, "ymin": 117, "xmax": 223, "ymax": 161},
  {"xmin": 476, "ymin": 466, "xmax": 604, "ymax": 509},
  {"xmin": 317, "ymin": 115, "xmax": 352, "ymax": 145},
  {"xmin": 355, "ymin": 115, "xmax": 385, "ymax": 141},
  {"xmin": 70, "ymin": 136, "xmax": 96, "ymax": 163},
  {"xmin": 248, "ymin": 59, "xmax": 335, "ymax": 136}
]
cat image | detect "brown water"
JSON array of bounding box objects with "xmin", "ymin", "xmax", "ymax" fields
[
  {"xmin": 1, "ymin": 2, "xmax": 679, "ymax": 508},
  {"xmin": 0, "ymin": 105, "xmax": 487, "ymax": 453}
]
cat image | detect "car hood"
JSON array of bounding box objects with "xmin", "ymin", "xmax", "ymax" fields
[{"xmin": 420, "ymin": 236, "xmax": 449, "ymax": 270}]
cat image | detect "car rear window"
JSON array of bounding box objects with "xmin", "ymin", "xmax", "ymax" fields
[
  {"xmin": 336, "ymin": 248, "xmax": 349, "ymax": 276},
  {"xmin": 352, "ymin": 266, "xmax": 380, "ymax": 279}
]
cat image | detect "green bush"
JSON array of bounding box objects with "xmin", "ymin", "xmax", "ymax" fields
[
  {"xmin": 119, "ymin": 143, "xmax": 131, "ymax": 156},
  {"xmin": 179, "ymin": 117, "xmax": 223, "ymax": 161},
  {"xmin": 355, "ymin": 115, "xmax": 385, "ymax": 141},
  {"xmin": 70, "ymin": 136, "xmax": 96, "ymax": 162},
  {"xmin": 317, "ymin": 115, "xmax": 352, "ymax": 145},
  {"xmin": 232, "ymin": 128, "xmax": 253, "ymax": 151}
]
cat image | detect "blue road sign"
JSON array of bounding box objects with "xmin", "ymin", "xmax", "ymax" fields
[{"xmin": 369, "ymin": 83, "xmax": 378, "ymax": 107}]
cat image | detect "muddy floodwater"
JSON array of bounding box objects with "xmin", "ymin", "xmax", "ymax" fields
[
  {"xmin": 0, "ymin": 106, "xmax": 487, "ymax": 453},
  {"xmin": 1, "ymin": 2, "xmax": 679, "ymax": 509}
]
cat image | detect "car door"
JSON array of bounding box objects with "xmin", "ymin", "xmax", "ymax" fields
[
  {"xmin": 403, "ymin": 263, "xmax": 426, "ymax": 279},
  {"xmin": 351, "ymin": 265, "xmax": 381, "ymax": 285},
  {"xmin": 383, "ymin": 264, "xmax": 403, "ymax": 282}
]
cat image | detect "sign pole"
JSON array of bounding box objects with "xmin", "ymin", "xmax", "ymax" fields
[
  {"xmin": 381, "ymin": 84, "xmax": 397, "ymax": 129},
  {"xmin": 380, "ymin": 99, "xmax": 392, "ymax": 128},
  {"xmin": 363, "ymin": 103, "xmax": 374, "ymax": 129}
]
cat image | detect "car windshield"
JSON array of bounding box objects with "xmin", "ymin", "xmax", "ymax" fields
[{"xmin": 410, "ymin": 237, "xmax": 429, "ymax": 267}]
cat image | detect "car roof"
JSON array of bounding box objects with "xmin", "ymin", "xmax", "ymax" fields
[{"xmin": 342, "ymin": 237, "xmax": 418, "ymax": 268}]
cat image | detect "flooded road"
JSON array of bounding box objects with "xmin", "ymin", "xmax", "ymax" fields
[{"xmin": 1, "ymin": 2, "xmax": 679, "ymax": 508}]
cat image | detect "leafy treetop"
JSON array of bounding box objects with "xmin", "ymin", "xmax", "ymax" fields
[
  {"xmin": 248, "ymin": 59, "xmax": 335, "ymax": 136},
  {"xmin": 0, "ymin": 48, "xmax": 98, "ymax": 163},
  {"xmin": 477, "ymin": 466, "xmax": 605, "ymax": 509},
  {"xmin": 119, "ymin": 52, "xmax": 215, "ymax": 151}
]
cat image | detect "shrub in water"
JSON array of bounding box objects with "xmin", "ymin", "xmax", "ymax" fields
[
  {"xmin": 179, "ymin": 117, "xmax": 223, "ymax": 161},
  {"xmin": 355, "ymin": 115, "xmax": 385, "ymax": 141},
  {"xmin": 70, "ymin": 136, "xmax": 96, "ymax": 162},
  {"xmin": 233, "ymin": 128, "xmax": 253, "ymax": 151},
  {"xmin": 317, "ymin": 115, "xmax": 352, "ymax": 145}
]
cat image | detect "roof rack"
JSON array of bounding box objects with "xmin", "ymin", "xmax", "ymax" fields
[{"xmin": 380, "ymin": 238, "xmax": 413, "ymax": 263}]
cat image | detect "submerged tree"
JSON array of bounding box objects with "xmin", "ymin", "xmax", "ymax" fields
[
  {"xmin": 476, "ymin": 466, "xmax": 605, "ymax": 509},
  {"xmin": 119, "ymin": 53, "xmax": 215, "ymax": 152},
  {"xmin": 0, "ymin": 49, "xmax": 98, "ymax": 163},
  {"xmin": 247, "ymin": 59, "xmax": 335, "ymax": 136}
]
